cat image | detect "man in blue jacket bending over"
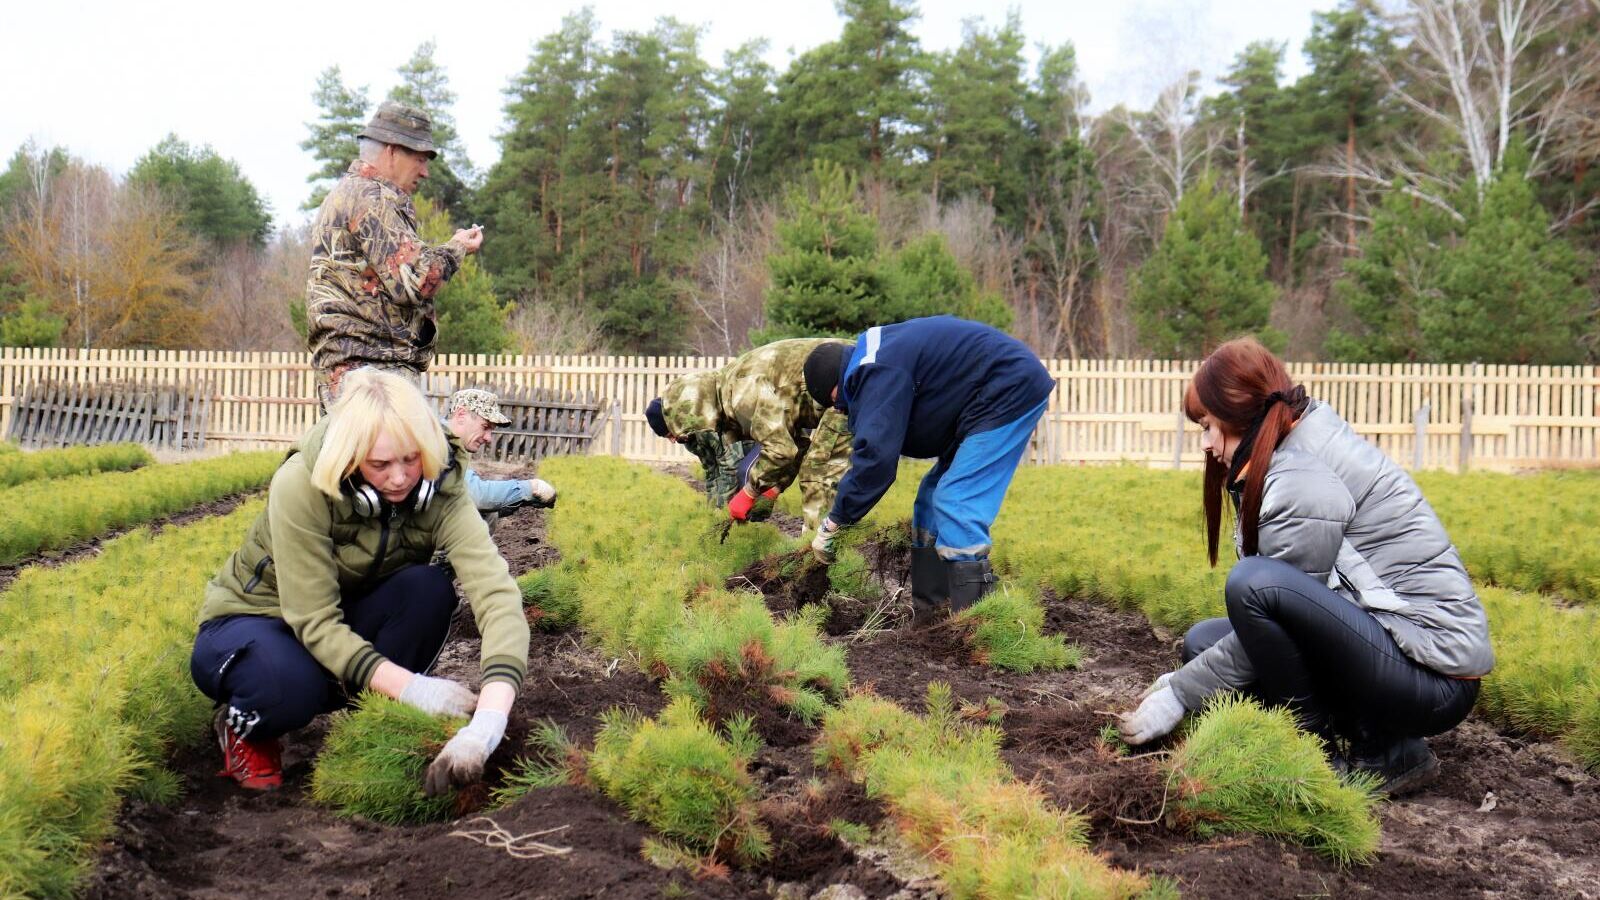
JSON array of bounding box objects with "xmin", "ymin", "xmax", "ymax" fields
[{"xmin": 803, "ymin": 316, "xmax": 1054, "ymax": 622}]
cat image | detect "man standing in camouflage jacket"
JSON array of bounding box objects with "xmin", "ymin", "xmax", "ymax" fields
[
  {"xmin": 646, "ymin": 339, "xmax": 854, "ymax": 530},
  {"xmin": 306, "ymin": 101, "xmax": 485, "ymax": 406}
]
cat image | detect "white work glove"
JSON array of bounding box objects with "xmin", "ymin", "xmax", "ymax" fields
[
  {"xmin": 1141, "ymin": 672, "xmax": 1175, "ymax": 700},
  {"xmin": 525, "ymin": 478, "xmax": 557, "ymax": 508},
  {"xmin": 811, "ymin": 518, "xmax": 839, "ymax": 564},
  {"xmin": 424, "ymin": 708, "xmax": 508, "ymax": 796},
  {"xmin": 1119, "ymin": 685, "xmax": 1186, "ymax": 746},
  {"xmin": 397, "ymin": 673, "xmax": 478, "ymax": 718}
]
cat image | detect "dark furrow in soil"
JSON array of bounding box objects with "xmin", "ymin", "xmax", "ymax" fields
[{"xmin": 0, "ymin": 489, "xmax": 264, "ymax": 593}]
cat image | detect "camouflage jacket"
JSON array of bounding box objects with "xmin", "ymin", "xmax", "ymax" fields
[
  {"xmin": 305, "ymin": 160, "xmax": 466, "ymax": 380},
  {"xmin": 662, "ymin": 339, "xmax": 848, "ymax": 493}
]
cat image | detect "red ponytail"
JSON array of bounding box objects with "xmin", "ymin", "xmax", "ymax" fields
[{"xmin": 1184, "ymin": 338, "xmax": 1304, "ymax": 566}]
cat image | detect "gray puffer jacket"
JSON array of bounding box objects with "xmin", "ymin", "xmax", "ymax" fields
[{"xmin": 1169, "ymin": 399, "xmax": 1494, "ymax": 711}]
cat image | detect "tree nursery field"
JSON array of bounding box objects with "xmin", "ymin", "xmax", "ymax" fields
[{"xmin": 2, "ymin": 453, "xmax": 1597, "ymax": 899}]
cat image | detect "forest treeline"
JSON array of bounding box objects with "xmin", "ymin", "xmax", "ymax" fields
[{"xmin": 2, "ymin": 0, "xmax": 1596, "ymax": 363}]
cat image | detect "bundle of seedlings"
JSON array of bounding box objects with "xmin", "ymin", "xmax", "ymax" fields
[
  {"xmin": 956, "ymin": 584, "xmax": 1082, "ymax": 673},
  {"xmin": 309, "ymin": 694, "xmax": 467, "ymax": 825},
  {"xmin": 659, "ymin": 591, "xmax": 849, "ymax": 739},
  {"xmin": 816, "ymin": 684, "xmax": 1156, "ymax": 899},
  {"xmin": 1166, "ymin": 695, "xmax": 1382, "ymax": 865},
  {"xmin": 584, "ymin": 697, "xmax": 771, "ymax": 874},
  {"xmin": 0, "ymin": 502, "xmax": 265, "ymax": 898}
]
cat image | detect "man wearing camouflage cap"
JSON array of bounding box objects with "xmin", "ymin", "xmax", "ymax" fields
[
  {"xmin": 306, "ymin": 100, "xmax": 486, "ymax": 406},
  {"xmin": 445, "ymin": 389, "xmax": 557, "ymax": 514},
  {"xmin": 646, "ymin": 339, "xmax": 854, "ymax": 531}
]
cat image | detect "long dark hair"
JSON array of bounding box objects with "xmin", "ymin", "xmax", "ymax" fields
[{"xmin": 1183, "ymin": 338, "xmax": 1309, "ymax": 565}]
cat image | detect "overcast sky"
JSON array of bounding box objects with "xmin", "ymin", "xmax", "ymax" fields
[{"xmin": 4, "ymin": 0, "xmax": 1333, "ymax": 229}]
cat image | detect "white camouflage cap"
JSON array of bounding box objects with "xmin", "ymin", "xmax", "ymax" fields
[{"xmin": 448, "ymin": 388, "xmax": 511, "ymax": 425}]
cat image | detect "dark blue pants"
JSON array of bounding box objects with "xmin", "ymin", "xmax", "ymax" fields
[
  {"xmin": 190, "ymin": 565, "xmax": 458, "ymax": 740},
  {"xmin": 1182, "ymin": 556, "xmax": 1478, "ymax": 743}
]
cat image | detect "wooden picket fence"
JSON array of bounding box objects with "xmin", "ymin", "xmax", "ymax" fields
[
  {"xmin": 1, "ymin": 348, "xmax": 1597, "ymax": 471},
  {"xmin": 5, "ymin": 379, "xmax": 212, "ymax": 450}
]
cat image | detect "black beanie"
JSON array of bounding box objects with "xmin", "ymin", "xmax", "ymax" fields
[
  {"xmin": 645, "ymin": 397, "xmax": 669, "ymax": 438},
  {"xmin": 804, "ymin": 341, "xmax": 851, "ymax": 409}
]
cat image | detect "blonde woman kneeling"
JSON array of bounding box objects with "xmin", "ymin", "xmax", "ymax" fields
[{"xmin": 190, "ymin": 368, "xmax": 529, "ymax": 793}]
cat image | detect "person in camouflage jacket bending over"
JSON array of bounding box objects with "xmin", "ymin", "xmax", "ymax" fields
[
  {"xmin": 305, "ymin": 101, "xmax": 485, "ymax": 406},
  {"xmin": 646, "ymin": 339, "xmax": 854, "ymax": 530}
]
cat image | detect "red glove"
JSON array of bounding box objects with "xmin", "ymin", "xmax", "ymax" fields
[
  {"xmin": 730, "ymin": 486, "xmax": 780, "ymax": 521},
  {"xmin": 728, "ymin": 487, "xmax": 758, "ymax": 521}
]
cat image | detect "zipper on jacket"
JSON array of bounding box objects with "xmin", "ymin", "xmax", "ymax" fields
[
  {"xmin": 243, "ymin": 555, "xmax": 272, "ymax": 593},
  {"xmin": 364, "ymin": 508, "xmax": 396, "ymax": 585}
]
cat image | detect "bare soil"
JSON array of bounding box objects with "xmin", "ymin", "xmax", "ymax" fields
[{"xmin": 86, "ymin": 471, "xmax": 1600, "ymax": 899}]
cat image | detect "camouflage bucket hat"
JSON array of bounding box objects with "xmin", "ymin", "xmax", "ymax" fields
[
  {"xmin": 449, "ymin": 388, "xmax": 511, "ymax": 425},
  {"xmin": 360, "ymin": 101, "xmax": 438, "ymax": 158}
]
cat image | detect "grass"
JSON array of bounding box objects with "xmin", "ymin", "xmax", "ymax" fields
[
  {"xmin": 309, "ymin": 694, "xmax": 465, "ymax": 824},
  {"xmin": 0, "ymin": 450, "xmax": 279, "ymax": 565},
  {"xmin": 1168, "ymin": 696, "xmax": 1382, "ymax": 865},
  {"xmin": 0, "ymin": 499, "xmax": 265, "ymax": 899},
  {"xmin": 816, "ymin": 684, "xmax": 1152, "ymax": 899},
  {"xmin": 0, "ymin": 443, "xmax": 151, "ymax": 488}
]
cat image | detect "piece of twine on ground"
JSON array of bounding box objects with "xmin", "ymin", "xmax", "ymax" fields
[{"xmin": 450, "ymin": 815, "xmax": 573, "ymax": 859}]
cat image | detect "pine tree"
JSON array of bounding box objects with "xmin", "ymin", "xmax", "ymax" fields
[
  {"xmin": 301, "ymin": 66, "xmax": 369, "ymax": 210},
  {"xmin": 414, "ymin": 196, "xmax": 512, "ymax": 354},
  {"xmin": 761, "ymin": 0, "xmax": 923, "ymax": 189},
  {"xmin": 1323, "ymin": 185, "xmax": 1448, "ymax": 362},
  {"xmin": 389, "ymin": 42, "xmax": 474, "ymax": 221},
  {"xmin": 128, "ymin": 135, "xmax": 271, "ymax": 245},
  {"xmin": 1131, "ymin": 173, "xmax": 1279, "ymax": 357},
  {"xmin": 1428, "ymin": 154, "xmax": 1590, "ymax": 364},
  {"xmin": 917, "ymin": 14, "xmax": 1029, "ymax": 220},
  {"xmin": 1328, "ymin": 146, "xmax": 1590, "ymax": 365},
  {"xmin": 760, "ymin": 160, "xmax": 888, "ymax": 339}
]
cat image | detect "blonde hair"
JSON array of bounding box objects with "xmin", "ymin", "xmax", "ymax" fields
[{"xmin": 310, "ymin": 369, "xmax": 449, "ymax": 498}]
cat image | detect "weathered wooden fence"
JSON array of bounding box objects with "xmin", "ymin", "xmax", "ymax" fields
[
  {"xmin": 2, "ymin": 348, "xmax": 1597, "ymax": 471},
  {"xmin": 6, "ymin": 379, "xmax": 212, "ymax": 450}
]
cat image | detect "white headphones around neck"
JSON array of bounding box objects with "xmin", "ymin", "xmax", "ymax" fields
[{"xmin": 344, "ymin": 460, "xmax": 452, "ymax": 519}]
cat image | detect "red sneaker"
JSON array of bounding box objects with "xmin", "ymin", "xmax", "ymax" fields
[{"xmin": 214, "ymin": 708, "xmax": 283, "ymax": 791}]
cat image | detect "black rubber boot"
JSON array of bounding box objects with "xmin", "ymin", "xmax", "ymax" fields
[
  {"xmin": 1341, "ymin": 736, "xmax": 1440, "ymax": 796},
  {"xmin": 909, "ymin": 547, "xmax": 947, "ymax": 626},
  {"xmin": 947, "ymin": 558, "xmax": 998, "ymax": 614}
]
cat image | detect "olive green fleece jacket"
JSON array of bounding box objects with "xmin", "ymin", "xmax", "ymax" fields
[{"xmin": 198, "ymin": 417, "xmax": 529, "ymax": 693}]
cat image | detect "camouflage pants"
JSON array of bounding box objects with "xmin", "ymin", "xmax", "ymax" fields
[
  {"xmin": 796, "ymin": 409, "xmax": 852, "ymax": 531},
  {"xmin": 316, "ymin": 362, "xmax": 424, "ymax": 411}
]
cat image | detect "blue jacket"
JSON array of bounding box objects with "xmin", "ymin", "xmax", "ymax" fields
[
  {"xmin": 827, "ymin": 316, "xmax": 1053, "ymax": 525},
  {"xmin": 465, "ymin": 468, "xmax": 530, "ymax": 512}
]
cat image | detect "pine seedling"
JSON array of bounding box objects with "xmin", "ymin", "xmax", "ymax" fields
[
  {"xmin": 586, "ymin": 698, "xmax": 770, "ymax": 866},
  {"xmin": 660, "ymin": 592, "xmax": 848, "ymax": 726},
  {"xmin": 1565, "ymin": 692, "xmax": 1600, "ymax": 772},
  {"xmin": 518, "ymin": 567, "xmax": 581, "ymax": 630},
  {"xmin": 816, "ymin": 685, "xmax": 1149, "ymax": 898},
  {"xmin": 492, "ymin": 719, "xmax": 588, "ymax": 807},
  {"xmin": 958, "ymin": 585, "xmax": 1082, "ymax": 673},
  {"xmin": 310, "ymin": 694, "xmax": 465, "ymax": 825},
  {"xmin": 0, "ymin": 442, "xmax": 151, "ymax": 488},
  {"xmin": 1168, "ymin": 695, "xmax": 1381, "ymax": 865}
]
